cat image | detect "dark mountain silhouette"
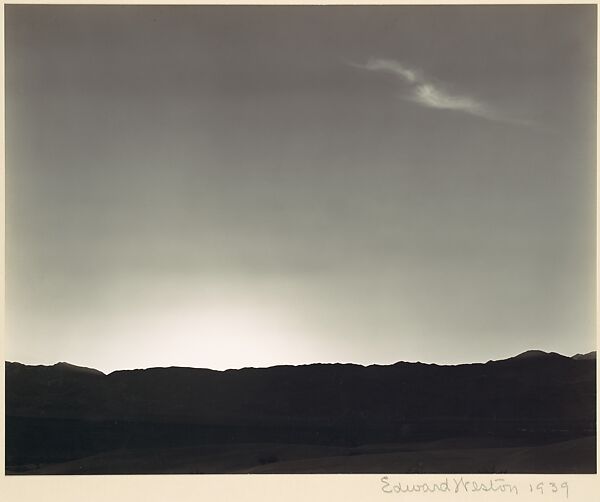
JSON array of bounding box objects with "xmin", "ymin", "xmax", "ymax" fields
[
  {"xmin": 49, "ymin": 361, "xmax": 106, "ymax": 376},
  {"xmin": 572, "ymin": 351, "xmax": 597, "ymax": 360},
  {"xmin": 5, "ymin": 351, "xmax": 596, "ymax": 474},
  {"xmin": 511, "ymin": 350, "xmax": 567, "ymax": 360}
]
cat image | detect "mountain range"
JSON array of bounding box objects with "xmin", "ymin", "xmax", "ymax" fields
[{"xmin": 5, "ymin": 350, "xmax": 596, "ymax": 474}]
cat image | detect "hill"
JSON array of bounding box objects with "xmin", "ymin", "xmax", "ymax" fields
[{"xmin": 5, "ymin": 351, "xmax": 596, "ymax": 474}]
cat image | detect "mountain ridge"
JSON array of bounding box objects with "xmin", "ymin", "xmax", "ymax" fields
[
  {"xmin": 6, "ymin": 347, "xmax": 596, "ymax": 474},
  {"xmin": 6, "ymin": 348, "xmax": 596, "ymax": 376}
]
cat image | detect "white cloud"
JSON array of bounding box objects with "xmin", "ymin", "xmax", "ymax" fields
[
  {"xmin": 352, "ymin": 57, "xmax": 509, "ymax": 123},
  {"xmin": 411, "ymin": 83, "xmax": 495, "ymax": 120},
  {"xmin": 358, "ymin": 58, "xmax": 419, "ymax": 83}
]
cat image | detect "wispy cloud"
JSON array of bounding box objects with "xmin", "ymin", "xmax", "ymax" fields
[
  {"xmin": 359, "ymin": 58, "xmax": 420, "ymax": 84},
  {"xmin": 351, "ymin": 57, "xmax": 516, "ymax": 124},
  {"xmin": 410, "ymin": 83, "xmax": 496, "ymax": 120}
]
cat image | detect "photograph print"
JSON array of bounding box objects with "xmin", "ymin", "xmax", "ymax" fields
[{"xmin": 4, "ymin": 4, "xmax": 597, "ymax": 474}]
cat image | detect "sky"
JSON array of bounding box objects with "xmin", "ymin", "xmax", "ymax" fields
[{"xmin": 5, "ymin": 5, "xmax": 597, "ymax": 373}]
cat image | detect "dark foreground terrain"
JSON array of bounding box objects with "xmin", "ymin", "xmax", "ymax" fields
[{"xmin": 5, "ymin": 350, "xmax": 596, "ymax": 474}]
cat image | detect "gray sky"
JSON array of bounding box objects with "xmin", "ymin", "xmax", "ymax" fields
[{"xmin": 6, "ymin": 5, "xmax": 597, "ymax": 372}]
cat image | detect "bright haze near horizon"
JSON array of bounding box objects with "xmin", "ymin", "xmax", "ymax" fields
[{"xmin": 5, "ymin": 5, "xmax": 596, "ymax": 374}]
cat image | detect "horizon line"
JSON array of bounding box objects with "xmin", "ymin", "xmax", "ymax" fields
[{"xmin": 5, "ymin": 348, "xmax": 597, "ymax": 376}]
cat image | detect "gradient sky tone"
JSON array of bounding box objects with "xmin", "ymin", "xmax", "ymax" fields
[{"xmin": 6, "ymin": 5, "xmax": 597, "ymax": 373}]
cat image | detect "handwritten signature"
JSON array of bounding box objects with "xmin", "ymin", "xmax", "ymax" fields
[{"xmin": 380, "ymin": 476, "xmax": 569, "ymax": 498}]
